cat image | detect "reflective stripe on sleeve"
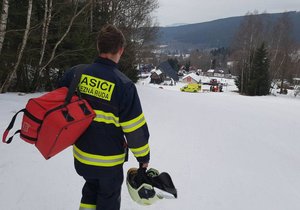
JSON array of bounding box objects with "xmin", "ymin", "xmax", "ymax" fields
[
  {"xmin": 79, "ymin": 203, "xmax": 96, "ymax": 210},
  {"xmin": 120, "ymin": 113, "xmax": 146, "ymax": 133},
  {"xmin": 130, "ymin": 144, "xmax": 150, "ymax": 157},
  {"xmin": 73, "ymin": 145, "xmax": 125, "ymax": 167},
  {"xmin": 93, "ymin": 110, "xmax": 120, "ymax": 127}
]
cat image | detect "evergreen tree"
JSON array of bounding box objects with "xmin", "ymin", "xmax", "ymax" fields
[
  {"xmin": 119, "ymin": 40, "xmax": 139, "ymax": 83},
  {"xmin": 234, "ymin": 75, "xmax": 241, "ymax": 92},
  {"xmin": 167, "ymin": 58, "xmax": 179, "ymax": 72},
  {"xmin": 185, "ymin": 60, "xmax": 190, "ymax": 71},
  {"xmin": 248, "ymin": 43, "xmax": 270, "ymax": 96}
]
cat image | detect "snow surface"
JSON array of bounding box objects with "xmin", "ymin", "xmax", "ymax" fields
[{"xmin": 1, "ymin": 80, "xmax": 300, "ymax": 210}]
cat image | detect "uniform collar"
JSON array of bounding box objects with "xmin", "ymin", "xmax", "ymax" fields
[{"xmin": 94, "ymin": 56, "xmax": 118, "ymax": 68}]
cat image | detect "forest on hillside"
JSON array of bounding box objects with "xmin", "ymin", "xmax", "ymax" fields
[{"xmin": 0, "ymin": 0, "xmax": 158, "ymax": 93}]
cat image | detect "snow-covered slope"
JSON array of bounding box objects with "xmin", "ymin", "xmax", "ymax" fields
[{"xmin": 1, "ymin": 85, "xmax": 300, "ymax": 210}]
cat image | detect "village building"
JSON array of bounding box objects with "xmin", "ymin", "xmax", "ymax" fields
[
  {"xmin": 150, "ymin": 61, "xmax": 179, "ymax": 85},
  {"xmin": 206, "ymin": 69, "xmax": 231, "ymax": 78},
  {"xmin": 182, "ymin": 73, "xmax": 201, "ymax": 84},
  {"xmin": 150, "ymin": 69, "xmax": 165, "ymax": 84}
]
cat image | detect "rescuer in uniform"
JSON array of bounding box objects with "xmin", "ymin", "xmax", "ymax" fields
[{"xmin": 59, "ymin": 24, "xmax": 150, "ymax": 210}]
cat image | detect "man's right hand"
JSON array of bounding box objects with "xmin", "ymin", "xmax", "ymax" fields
[{"xmin": 139, "ymin": 162, "xmax": 148, "ymax": 169}]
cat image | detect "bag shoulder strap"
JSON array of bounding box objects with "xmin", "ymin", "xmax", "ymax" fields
[
  {"xmin": 65, "ymin": 64, "xmax": 88, "ymax": 104},
  {"xmin": 2, "ymin": 109, "xmax": 25, "ymax": 144}
]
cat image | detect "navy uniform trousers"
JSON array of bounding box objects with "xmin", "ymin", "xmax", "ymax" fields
[{"xmin": 79, "ymin": 169, "xmax": 124, "ymax": 210}]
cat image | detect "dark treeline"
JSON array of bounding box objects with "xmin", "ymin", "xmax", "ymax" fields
[
  {"xmin": 0, "ymin": 0, "xmax": 158, "ymax": 93},
  {"xmin": 231, "ymin": 11, "xmax": 300, "ymax": 95}
]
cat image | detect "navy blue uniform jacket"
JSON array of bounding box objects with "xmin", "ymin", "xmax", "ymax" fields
[{"xmin": 59, "ymin": 57, "xmax": 150, "ymax": 177}]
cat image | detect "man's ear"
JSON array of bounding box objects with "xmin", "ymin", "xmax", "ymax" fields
[{"xmin": 118, "ymin": 47, "xmax": 124, "ymax": 56}]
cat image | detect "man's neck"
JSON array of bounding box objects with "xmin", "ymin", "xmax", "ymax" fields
[{"xmin": 99, "ymin": 53, "xmax": 119, "ymax": 63}]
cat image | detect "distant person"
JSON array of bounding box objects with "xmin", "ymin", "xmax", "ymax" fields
[
  {"xmin": 219, "ymin": 84, "xmax": 223, "ymax": 92},
  {"xmin": 59, "ymin": 24, "xmax": 150, "ymax": 210}
]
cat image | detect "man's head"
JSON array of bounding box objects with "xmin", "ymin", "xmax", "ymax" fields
[{"xmin": 97, "ymin": 24, "xmax": 126, "ymax": 63}]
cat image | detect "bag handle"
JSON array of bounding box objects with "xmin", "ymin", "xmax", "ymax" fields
[
  {"xmin": 2, "ymin": 109, "xmax": 25, "ymax": 144},
  {"xmin": 65, "ymin": 64, "xmax": 88, "ymax": 104},
  {"xmin": 5, "ymin": 130, "xmax": 21, "ymax": 144}
]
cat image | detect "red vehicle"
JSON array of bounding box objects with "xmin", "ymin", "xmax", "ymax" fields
[
  {"xmin": 210, "ymin": 84, "xmax": 219, "ymax": 92},
  {"xmin": 209, "ymin": 79, "xmax": 223, "ymax": 92}
]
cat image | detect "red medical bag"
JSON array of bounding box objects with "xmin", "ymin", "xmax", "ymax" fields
[{"xmin": 2, "ymin": 65, "xmax": 95, "ymax": 159}]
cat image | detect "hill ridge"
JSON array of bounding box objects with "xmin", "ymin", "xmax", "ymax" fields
[{"xmin": 157, "ymin": 11, "xmax": 300, "ymax": 49}]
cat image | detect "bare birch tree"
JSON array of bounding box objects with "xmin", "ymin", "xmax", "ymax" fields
[
  {"xmin": 269, "ymin": 12, "xmax": 295, "ymax": 93},
  {"xmin": 38, "ymin": 0, "xmax": 53, "ymax": 67},
  {"xmin": 231, "ymin": 11, "xmax": 267, "ymax": 94},
  {"xmin": 27, "ymin": 0, "xmax": 53, "ymax": 91},
  {"xmin": 79, "ymin": 0, "xmax": 158, "ymax": 82},
  {"xmin": 0, "ymin": 0, "xmax": 33, "ymax": 93},
  {"xmin": 0, "ymin": 0, "xmax": 9, "ymax": 55},
  {"xmin": 90, "ymin": 0, "xmax": 94, "ymax": 32},
  {"xmin": 40, "ymin": 1, "xmax": 91, "ymax": 71},
  {"xmin": 33, "ymin": 0, "xmax": 92, "ymax": 90}
]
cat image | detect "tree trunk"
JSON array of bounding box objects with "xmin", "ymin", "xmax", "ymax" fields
[
  {"xmin": 270, "ymin": 31, "xmax": 282, "ymax": 80},
  {"xmin": 0, "ymin": 0, "xmax": 33, "ymax": 93},
  {"xmin": 0, "ymin": 0, "xmax": 9, "ymax": 55},
  {"xmin": 41, "ymin": 0, "xmax": 91, "ymax": 71},
  {"xmin": 38, "ymin": 0, "xmax": 52, "ymax": 67},
  {"xmin": 90, "ymin": 0, "xmax": 93, "ymax": 32},
  {"xmin": 280, "ymin": 68, "xmax": 285, "ymax": 94},
  {"xmin": 29, "ymin": 0, "xmax": 53, "ymax": 91},
  {"xmin": 34, "ymin": 0, "xmax": 92, "ymax": 90}
]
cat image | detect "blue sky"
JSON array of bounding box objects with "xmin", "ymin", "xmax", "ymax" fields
[{"xmin": 155, "ymin": 0, "xmax": 300, "ymax": 26}]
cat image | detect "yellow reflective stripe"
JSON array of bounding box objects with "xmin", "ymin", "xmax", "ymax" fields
[
  {"xmin": 130, "ymin": 144, "xmax": 150, "ymax": 157},
  {"xmin": 73, "ymin": 145, "xmax": 125, "ymax": 167},
  {"xmin": 93, "ymin": 110, "xmax": 120, "ymax": 127},
  {"xmin": 120, "ymin": 113, "xmax": 146, "ymax": 133},
  {"xmin": 79, "ymin": 203, "xmax": 96, "ymax": 210}
]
